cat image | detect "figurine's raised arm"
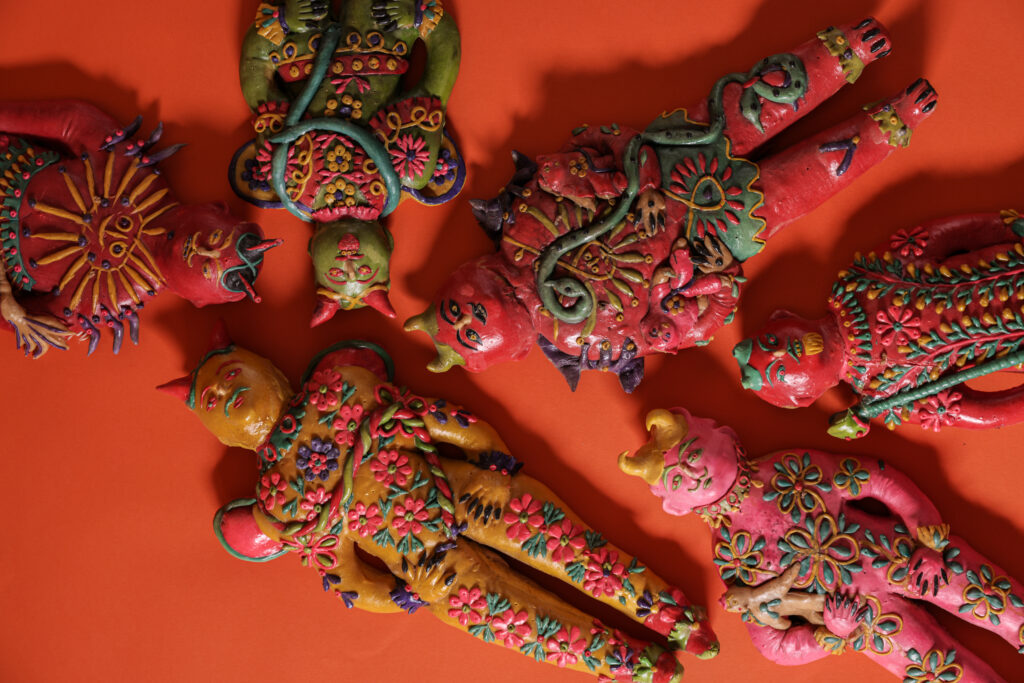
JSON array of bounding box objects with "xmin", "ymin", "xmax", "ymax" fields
[{"xmin": 0, "ymin": 100, "xmax": 121, "ymax": 154}]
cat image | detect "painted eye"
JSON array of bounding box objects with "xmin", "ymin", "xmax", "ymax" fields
[
  {"xmin": 117, "ymin": 216, "xmax": 133, "ymax": 230},
  {"xmin": 225, "ymin": 369, "xmax": 241, "ymax": 381},
  {"xmin": 208, "ymin": 230, "xmax": 223, "ymax": 246},
  {"xmin": 357, "ymin": 264, "xmax": 371, "ymax": 276},
  {"xmin": 202, "ymin": 263, "xmax": 212, "ymax": 279},
  {"xmin": 464, "ymin": 328, "xmax": 482, "ymax": 345},
  {"xmin": 205, "ymin": 395, "xmax": 217, "ymax": 411},
  {"xmin": 440, "ymin": 299, "xmax": 461, "ymax": 324},
  {"xmin": 765, "ymin": 334, "xmax": 778, "ymax": 345},
  {"xmin": 471, "ymin": 302, "xmax": 487, "ymax": 324},
  {"xmin": 232, "ymin": 395, "xmax": 246, "ymax": 409}
]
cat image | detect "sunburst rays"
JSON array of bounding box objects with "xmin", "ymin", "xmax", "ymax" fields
[{"xmin": 30, "ymin": 152, "xmax": 177, "ymax": 315}]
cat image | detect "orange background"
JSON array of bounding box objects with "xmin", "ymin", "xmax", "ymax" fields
[{"xmin": 2, "ymin": 1, "xmax": 1024, "ymax": 681}]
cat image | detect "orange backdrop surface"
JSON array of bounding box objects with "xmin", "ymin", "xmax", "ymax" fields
[{"xmin": 2, "ymin": 1, "xmax": 1024, "ymax": 682}]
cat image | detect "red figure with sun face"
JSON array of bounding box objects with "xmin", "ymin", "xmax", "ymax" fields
[{"xmin": 0, "ymin": 100, "xmax": 280, "ymax": 357}]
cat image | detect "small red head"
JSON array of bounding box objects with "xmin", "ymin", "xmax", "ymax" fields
[
  {"xmin": 160, "ymin": 202, "xmax": 280, "ymax": 307},
  {"xmin": 404, "ymin": 255, "xmax": 532, "ymax": 373},
  {"xmin": 733, "ymin": 310, "xmax": 845, "ymax": 408}
]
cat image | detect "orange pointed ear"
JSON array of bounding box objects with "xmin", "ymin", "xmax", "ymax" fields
[
  {"xmin": 310, "ymin": 296, "xmax": 341, "ymax": 328},
  {"xmin": 208, "ymin": 319, "xmax": 233, "ymax": 351},
  {"xmin": 362, "ymin": 289, "xmax": 396, "ymax": 318},
  {"xmin": 156, "ymin": 375, "xmax": 192, "ymax": 402}
]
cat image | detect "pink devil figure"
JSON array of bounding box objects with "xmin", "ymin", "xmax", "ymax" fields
[
  {"xmin": 0, "ymin": 100, "xmax": 280, "ymax": 356},
  {"xmin": 620, "ymin": 408, "xmax": 1024, "ymax": 682},
  {"xmin": 406, "ymin": 19, "xmax": 937, "ymax": 392},
  {"xmin": 735, "ymin": 212, "xmax": 1024, "ymax": 438}
]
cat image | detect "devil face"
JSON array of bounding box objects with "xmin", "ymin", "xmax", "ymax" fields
[
  {"xmin": 310, "ymin": 219, "xmax": 392, "ymax": 311},
  {"xmin": 648, "ymin": 415, "xmax": 741, "ymax": 515},
  {"xmin": 733, "ymin": 311, "xmax": 844, "ymax": 408},
  {"xmin": 162, "ymin": 202, "xmax": 278, "ymax": 307},
  {"xmin": 411, "ymin": 257, "xmax": 532, "ymax": 373}
]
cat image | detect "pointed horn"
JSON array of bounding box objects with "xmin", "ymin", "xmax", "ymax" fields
[
  {"xmin": 238, "ymin": 275, "xmax": 262, "ymax": 303},
  {"xmin": 403, "ymin": 304, "xmax": 439, "ymax": 337},
  {"xmin": 427, "ymin": 343, "xmax": 465, "ymax": 373},
  {"xmin": 156, "ymin": 375, "xmax": 192, "ymax": 402},
  {"xmin": 362, "ymin": 289, "xmax": 396, "ymax": 318},
  {"xmin": 310, "ymin": 295, "xmax": 341, "ymax": 328},
  {"xmin": 207, "ymin": 319, "xmax": 233, "ymax": 352},
  {"xmin": 245, "ymin": 237, "xmax": 283, "ymax": 255},
  {"xmin": 618, "ymin": 409, "xmax": 689, "ymax": 485}
]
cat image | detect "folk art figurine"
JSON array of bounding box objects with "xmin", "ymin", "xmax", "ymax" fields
[
  {"xmin": 230, "ymin": 0, "xmax": 464, "ymax": 323},
  {"xmin": 0, "ymin": 100, "xmax": 279, "ymax": 357},
  {"xmin": 735, "ymin": 212, "xmax": 1024, "ymax": 438},
  {"xmin": 158, "ymin": 324, "xmax": 719, "ymax": 681},
  {"xmin": 404, "ymin": 18, "xmax": 939, "ymax": 392},
  {"xmin": 619, "ymin": 408, "xmax": 1024, "ymax": 682}
]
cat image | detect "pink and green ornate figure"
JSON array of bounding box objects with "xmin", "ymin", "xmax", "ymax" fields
[
  {"xmin": 734, "ymin": 212, "xmax": 1024, "ymax": 438},
  {"xmin": 620, "ymin": 408, "xmax": 1024, "ymax": 682},
  {"xmin": 159, "ymin": 324, "xmax": 718, "ymax": 681},
  {"xmin": 405, "ymin": 19, "xmax": 937, "ymax": 392},
  {"xmin": 230, "ymin": 0, "xmax": 464, "ymax": 323},
  {"xmin": 0, "ymin": 100, "xmax": 279, "ymax": 357}
]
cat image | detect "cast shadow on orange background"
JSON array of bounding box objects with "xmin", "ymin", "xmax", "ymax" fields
[{"xmin": 2, "ymin": 0, "xmax": 1024, "ymax": 682}]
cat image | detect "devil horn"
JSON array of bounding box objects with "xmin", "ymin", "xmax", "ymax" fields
[
  {"xmin": 362, "ymin": 289, "xmax": 396, "ymax": 318},
  {"xmin": 245, "ymin": 237, "xmax": 283, "ymax": 255},
  {"xmin": 310, "ymin": 296, "xmax": 341, "ymax": 328},
  {"xmin": 207, "ymin": 319, "xmax": 233, "ymax": 352},
  {"xmin": 156, "ymin": 375, "xmax": 192, "ymax": 402}
]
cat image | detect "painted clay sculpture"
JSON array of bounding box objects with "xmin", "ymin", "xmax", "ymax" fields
[
  {"xmin": 159, "ymin": 326, "xmax": 718, "ymax": 681},
  {"xmin": 619, "ymin": 408, "xmax": 1024, "ymax": 681},
  {"xmin": 404, "ymin": 19, "xmax": 937, "ymax": 392},
  {"xmin": 734, "ymin": 212, "xmax": 1024, "ymax": 438},
  {"xmin": 0, "ymin": 100, "xmax": 279, "ymax": 357},
  {"xmin": 230, "ymin": 0, "xmax": 464, "ymax": 322}
]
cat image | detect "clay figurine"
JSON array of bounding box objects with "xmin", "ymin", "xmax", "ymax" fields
[
  {"xmin": 159, "ymin": 325, "xmax": 718, "ymax": 681},
  {"xmin": 734, "ymin": 212, "xmax": 1024, "ymax": 438},
  {"xmin": 619, "ymin": 408, "xmax": 1024, "ymax": 682},
  {"xmin": 404, "ymin": 19, "xmax": 937, "ymax": 392},
  {"xmin": 230, "ymin": 0, "xmax": 464, "ymax": 322},
  {"xmin": 0, "ymin": 100, "xmax": 279, "ymax": 357}
]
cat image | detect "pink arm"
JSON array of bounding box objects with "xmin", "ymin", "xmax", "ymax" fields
[
  {"xmin": 850, "ymin": 460, "xmax": 943, "ymax": 534},
  {"xmin": 0, "ymin": 100, "xmax": 120, "ymax": 154}
]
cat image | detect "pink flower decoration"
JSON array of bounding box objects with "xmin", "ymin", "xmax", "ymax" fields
[
  {"xmin": 299, "ymin": 485, "xmax": 331, "ymax": 521},
  {"xmin": 392, "ymin": 497, "xmax": 429, "ymax": 537},
  {"xmin": 890, "ymin": 226, "xmax": 928, "ymax": 258},
  {"xmin": 917, "ymin": 390, "xmax": 963, "ymax": 431},
  {"xmin": 306, "ymin": 368, "xmax": 345, "ymax": 411},
  {"xmin": 583, "ymin": 548, "xmax": 626, "ymax": 597},
  {"xmin": 333, "ymin": 403, "xmax": 365, "ymax": 448},
  {"xmin": 389, "ymin": 133, "xmax": 430, "ymax": 180},
  {"xmin": 347, "ymin": 501, "xmax": 383, "ymax": 537},
  {"xmin": 545, "ymin": 625, "xmax": 586, "ymax": 667},
  {"xmin": 258, "ymin": 472, "xmax": 288, "ymax": 511},
  {"xmin": 875, "ymin": 306, "xmax": 922, "ymax": 346},
  {"xmin": 370, "ymin": 449, "xmax": 413, "ymax": 487},
  {"xmin": 546, "ymin": 518, "xmax": 586, "ymax": 564},
  {"xmin": 447, "ymin": 586, "xmax": 487, "ymax": 626},
  {"xmin": 491, "ymin": 608, "xmax": 531, "ymax": 648},
  {"xmin": 503, "ymin": 493, "xmax": 545, "ymax": 542}
]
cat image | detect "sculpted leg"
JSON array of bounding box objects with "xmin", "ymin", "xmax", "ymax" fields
[
  {"xmin": 441, "ymin": 459, "xmax": 718, "ymax": 660},
  {"xmin": 896, "ymin": 533, "xmax": 1024, "ymax": 652},
  {"xmin": 421, "ymin": 539, "xmax": 686, "ymax": 681},
  {"xmin": 755, "ymin": 77, "xmax": 938, "ymax": 240},
  {"xmin": 859, "ymin": 594, "xmax": 1006, "ymax": 682},
  {"xmin": 687, "ymin": 17, "xmax": 892, "ymax": 157}
]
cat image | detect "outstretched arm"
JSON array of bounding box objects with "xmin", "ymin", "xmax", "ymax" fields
[
  {"xmin": 852, "ymin": 459, "xmax": 943, "ymax": 537},
  {"xmin": 0, "ymin": 100, "xmax": 120, "ymax": 154}
]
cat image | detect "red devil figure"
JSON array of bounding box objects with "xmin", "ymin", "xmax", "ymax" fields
[
  {"xmin": 406, "ymin": 19, "xmax": 937, "ymax": 393},
  {"xmin": 0, "ymin": 100, "xmax": 280, "ymax": 356}
]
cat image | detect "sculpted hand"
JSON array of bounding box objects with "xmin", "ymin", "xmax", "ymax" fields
[
  {"xmin": 284, "ymin": 0, "xmax": 329, "ymax": 30},
  {"xmin": 907, "ymin": 545, "xmax": 950, "ymax": 597},
  {"xmin": 1, "ymin": 290, "xmax": 70, "ymax": 357},
  {"xmin": 370, "ymin": 0, "xmax": 416, "ymax": 31},
  {"xmin": 822, "ymin": 593, "xmax": 868, "ymax": 639}
]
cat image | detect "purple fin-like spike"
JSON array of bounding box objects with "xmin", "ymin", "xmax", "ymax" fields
[
  {"xmin": 537, "ymin": 335, "xmax": 582, "ymax": 391},
  {"xmin": 101, "ymin": 115, "xmax": 143, "ymax": 150},
  {"xmin": 78, "ymin": 314, "xmax": 101, "ymax": 356},
  {"xmin": 99, "ymin": 305, "xmax": 124, "ymax": 354},
  {"xmin": 616, "ymin": 357, "xmax": 645, "ymax": 394},
  {"xmin": 139, "ymin": 143, "xmax": 185, "ymax": 168},
  {"xmin": 124, "ymin": 307, "xmax": 140, "ymax": 345}
]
